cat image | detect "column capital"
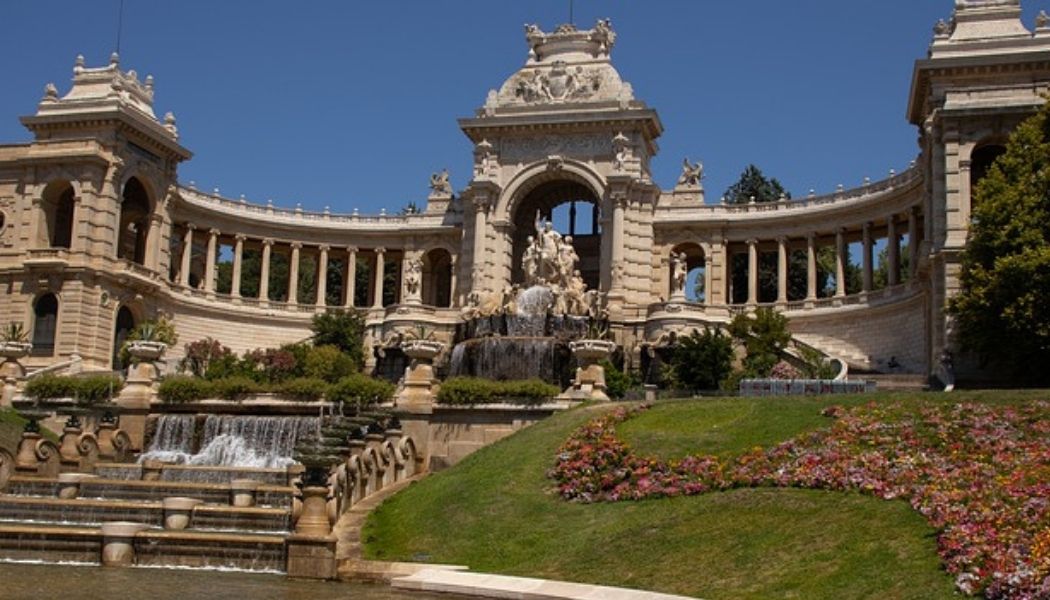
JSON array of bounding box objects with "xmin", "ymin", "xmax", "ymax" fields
[
  {"xmin": 184, "ymin": 222, "xmax": 196, "ymax": 231},
  {"xmin": 290, "ymin": 241, "xmax": 303, "ymax": 250},
  {"xmin": 318, "ymin": 244, "xmax": 330, "ymax": 253},
  {"xmin": 776, "ymin": 235, "xmax": 788, "ymax": 245},
  {"xmin": 261, "ymin": 238, "xmax": 274, "ymax": 247},
  {"xmin": 234, "ymin": 233, "xmax": 247, "ymax": 242},
  {"xmin": 346, "ymin": 245, "xmax": 358, "ymax": 254},
  {"xmin": 375, "ymin": 247, "xmax": 387, "ymax": 255},
  {"xmin": 208, "ymin": 228, "xmax": 220, "ymax": 237},
  {"xmin": 746, "ymin": 238, "xmax": 758, "ymax": 246}
]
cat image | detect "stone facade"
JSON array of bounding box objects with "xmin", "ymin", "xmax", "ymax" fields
[{"xmin": 1, "ymin": 2, "xmax": 1047, "ymax": 383}]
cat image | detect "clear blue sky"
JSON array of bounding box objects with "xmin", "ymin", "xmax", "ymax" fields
[{"xmin": 2, "ymin": 1, "xmax": 1045, "ymax": 214}]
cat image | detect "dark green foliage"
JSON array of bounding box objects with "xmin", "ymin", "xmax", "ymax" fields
[
  {"xmin": 158, "ymin": 375, "xmax": 215, "ymax": 403},
  {"xmin": 950, "ymin": 101, "xmax": 1050, "ymax": 381},
  {"xmin": 600, "ymin": 359, "xmax": 638, "ymax": 400},
  {"xmin": 729, "ymin": 308, "xmax": 792, "ymax": 377},
  {"xmin": 436, "ymin": 377, "xmax": 558, "ymax": 406},
  {"xmin": 723, "ymin": 165, "xmax": 790, "ymax": 204},
  {"xmin": 303, "ymin": 345, "xmax": 357, "ymax": 383},
  {"xmin": 667, "ymin": 328, "xmax": 734, "ymax": 391},
  {"xmin": 328, "ymin": 374, "xmax": 395, "ymax": 408},
  {"xmin": 211, "ymin": 376, "xmax": 262, "ymax": 401},
  {"xmin": 310, "ymin": 309, "xmax": 366, "ymax": 367},
  {"xmin": 24, "ymin": 374, "xmax": 123, "ymax": 404},
  {"xmin": 797, "ymin": 346, "xmax": 840, "ymax": 380},
  {"xmin": 275, "ymin": 377, "xmax": 330, "ymax": 402},
  {"xmin": 179, "ymin": 338, "xmax": 232, "ymax": 377}
]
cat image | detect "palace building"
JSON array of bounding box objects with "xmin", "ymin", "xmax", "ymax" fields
[{"xmin": 1, "ymin": 0, "xmax": 1047, "ymax": 384}]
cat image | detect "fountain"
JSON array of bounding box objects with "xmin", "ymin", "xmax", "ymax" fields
[{"xmin": 451, "ymin": 214, "xmax": 613, "ymax": 386}]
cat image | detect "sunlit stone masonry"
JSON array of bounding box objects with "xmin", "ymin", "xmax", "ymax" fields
[{"xmin": 0, "ymin": 1, "xmax": 1048, "ymax": 384}]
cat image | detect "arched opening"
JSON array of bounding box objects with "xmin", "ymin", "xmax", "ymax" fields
[
  {"xmin": 511, "ymin": 180, "xmax": 602, "ymax": 290},
  {"xmin": 971, "ymin": 144, "xmax": 1007, "ymax": 192},
  {"xmin": 31, "ymin": 293, "xmax": 59, "ymax": 357},
  {"xmin": 39, "ymin": 181, "xmax": 76, "ymax": 249},
  {"xmin": 112, "ymin": 306, "xmax": 136, "ymax": 370},
  {"xmin": 117, "ymin": 177, "xmax": 152, "ymax": 265},
  {"xmin": 422, "ymin": 248, "xmax": 453, "ymax": 308},
  {"xmin": 670, "ymin": 243, "xmax": 705, "ymax": 302}
]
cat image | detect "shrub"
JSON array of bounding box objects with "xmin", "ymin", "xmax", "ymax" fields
[
  {"xmin": 669, "ymin": 327, "xmax": 735, "ymax": 391},
  {"xmin": 328, "ymin": 374, "xmax": 394, "ymax": 408},
  {"xmin": 436, "ymin": 377, "xmax": 557, "ymax": 406},
  {"xmin": 600, "ymin": 359, "xmax": 637, "ymax": 400},
  {"xmin": 276, "ymin": 377, "xmax": 330, "ymax": 402},
  {"xmin": 24, "ymin": 374, "xmax": 123, "ymax": 404},
  {"xmin": 211, "ymin": 376, "xmax": 263, "ymax": 401},
  {"xmin": 311, "ymin": 309, "xmax": 366, "ymax": 367},
  {"xmin": 158, "ymin": 375, "xmax": 215, "ymax": 403},
  {"xmin": 796, "ymin": 345, "xmax": 839, "ymax": 379},
  {"xmin": 119, "ymin": 317, "xmax": 178, "ymax": 367},
  {"xmin": 179, "ymin": 338, "xmax": 232, "ymax": 377},
  {"xmin": 729, "ymin": 308, "xmax": 791, "ymax": 377},
  {"xmin": 1, "ymin": 322, "xmax": 28, "ymax": 343},
  {"xmin": 303, "ymin": 345, "xmax": 357, "ymax": 384}
]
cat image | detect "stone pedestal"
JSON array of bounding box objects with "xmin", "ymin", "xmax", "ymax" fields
[
  {"xmin": 286, "ymin": 535, "xmax": 337, "ymax": 580},
  {"xmin": 230, "ymin": 478, "xmax": 259, "ymax": 507},
  {"xmin": 116, "ymin": 342, "xmax": 166, "ymax": 451},
  {"xmin": 57, "ymin": 472, "xmax": 98, "ymax": 499},
  {"xmin": 15, "ymin": 430, "xmax": 59, "ymax": 477},
  {"xmin": 162, "ymin": 497, "xmax": 201, "ymax": 529},
  {"xmin": 560, "ymin": 340, "xmax": 617, "ymax": 402},
  {"xmin": 294, "ymin": 485, "xmax": 332, "ymax": 537},
  {"xmin": 0, "ymin": 344, "xmax": 29, "ymax": 409},
  {"xmin": 397, "ymin": 340, "xmax": 444, "ymax": 414},
  {"xmin": 100, "ymin": 521, "xmax": 148, "ymax": 567}
]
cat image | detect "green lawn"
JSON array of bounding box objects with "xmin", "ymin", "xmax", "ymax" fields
[
  {"xmin": 360, "ymin": 392, "xmax": 1037, "ymax": 599},
  {"xmin": 0, "ymin": 408, "xmax": 28, "ymax": 455}
]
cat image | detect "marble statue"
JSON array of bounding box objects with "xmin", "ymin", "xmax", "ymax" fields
[
  {"xmin": 678, "ymin": 158, "xmax": 703, "ymax": 187},
  {"xmin": 671, "ymin": 252, "xmax": 688, "ymax": 295},
  {"xmin": 429, "ymin": 169, "xmax": 453, "ymax": 195}
]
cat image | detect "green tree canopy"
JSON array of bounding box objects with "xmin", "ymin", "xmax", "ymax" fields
[
  {"xmin": 950, "ymin": 100, "xmax": 1050, "ymax": 381},
  {"xmin": 723, "ymin": 165, "xmax": 791, "ymax": 204}
]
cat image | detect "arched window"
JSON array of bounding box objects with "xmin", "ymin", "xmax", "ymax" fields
[
  {"xmin": 118, "ymin": 178, "xmax": 151, "ymax": 265},
  {"xmin": 971, "ymin": 144, "xmax": 1007, "ymax": 192},
  {"xmin": 112, "ymin": 306, "xmax": 136, "ymax": 370},
  {"xmin": 670, "ymin": 243, "xmax": 706, "ymax": 302},
  {"xmin": 422, "ymin": 248, "xmax": 453, "ymax": 308},
  {"xmin": 31, "ymin": 293, "xmax": 58, "ymax": 356},
  {"xmin": 39, "ymin": 182, "xmax": 76, "ymax": 249}
]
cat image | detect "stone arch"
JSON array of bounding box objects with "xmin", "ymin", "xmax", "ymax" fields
[
  {"xmin": 117, "ymin": 176, "xmax": 154, "ymax": 265},
  {"xmin": 669, "ymin": 242, "xmax": 705, "ymax": 302},
  {"xmin": 969, "ymin": 140, "xmax": 1008, "ymax": 193},
  {"xmin": 38, "ymin": 180, "xmax": 77, "ymax": 249},
  {"xmin": 112, "ymin": 305, "xmax": 137, "ymax": 370},
  {"xmin": 31, "ymin": 293, "xmax": 59, "ymax": 357},
  {"xmin": 421, "ymin": 248, "xmax": 453, "ymax": 308},
  {"xmin": 495, "ymin": 159, "xmax": 606, "ymax": 225}
]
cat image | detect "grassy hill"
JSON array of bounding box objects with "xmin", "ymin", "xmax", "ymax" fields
[
  {"xmin": 360, "ymin": 392, "xmax": 1050, "ymax": 599},
  {"xmin": 0, "ymin": 409, "xmax": 28, "ymax": 455}
]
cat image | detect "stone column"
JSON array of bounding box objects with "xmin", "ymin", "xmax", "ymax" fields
[
  {"xmin": 908, "ymin": 207, "xmax": 919, "ymax": 280},
  {"xmin": 862, "ymin": 222, "xmax": 873, "ymax": 293},
  {"xmin": 471, "ymin": 198, "xmax": 488, "ymax": 281},
  {"xmin": 288, "ymin": 242, "xmax": 302, "ymax": 304},
  {"xmin": 703, "ymin": 254, "xmax": 713, "ymax": 307},
  {"xmin": 372, "ymin": 248, "xmax": 386, "ymax": 308},
  {"xmin": 448, "ymin": 257, "xmax": 458, "ymax": 308},
  {"xmin": 232, "ymin": 234, "xmax": 245, "ymax": 298},
  {"xmin": 887, "ymin": 217, "xmax": 900, "ymax": 286},
  {"xmin": 835, "ymin": 229, "xmax": 846, "ymax": 298},
  {"xmin": 179, "ymin": 224, "xmax": 194, "ymax": 287},
  {"xmin": 806, "ymin": 234, "xmax": 818, "ymax": 303},
  {"xmin": 611, "ymin": 196, "xmax": 627, "ymax": 292},
  {"xmin": 746, "ymin": 238, "xmax": 758, "ymax": 306},
  {"xmin": 344, "ymin": 246, "xmax": 357, "ymax": 308},
  {"xmin": 776, "ymin": 237, "xmax": 788, "ymax": 305},
  {"xmin": 259, "ymin": 238, "xmax": 273, "ymax": 302},
  {"xmin": 204, "ymin": 228, "xmax": 219, "ymax": 293},
  {"xmin": 145, "ymin": 214, "xmax": 163, "ymax": 271},
  {"xmin": 316, "ymin": 245, "xmax": 329, "ymax": 307}
]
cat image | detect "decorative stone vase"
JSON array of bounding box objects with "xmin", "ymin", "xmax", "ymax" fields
[
  {"xmin": 100, "ymin": 521, "xmax": 149, "ymax": 567},
  {"xmin": 0, "ymin": 342, "xmax": 32, "ymax": 360},
  {"xmin": 397, "ymin": 340, "xmax": 445, "ymax": 414},
  {"xmin": 562, "ymin": 339, "xmax": 618, "ymax": 401},
  {"xmin": 0, "ymin": 343, "xmax": 31, "ymax": 396},
  {"xmin": 56, "ymin": 472, "xmax": 98, "ymax": 500},
  {"xmin": 126, "ymin": 340, "xmax": 167, "ymax": 362},
  {"xmin": 230, "ymin": 478, "xmax": 260, "ymax": 508},
  {"xmin": 162, "ymin": 497, "xmax": 202, "ymax": 530}
]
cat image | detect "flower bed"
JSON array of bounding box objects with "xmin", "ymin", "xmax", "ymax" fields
[{"xmin": 548, "ymin": 401, "xmax": 1050, "ymax": 598}]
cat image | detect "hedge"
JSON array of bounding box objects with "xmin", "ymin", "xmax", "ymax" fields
[
  {"xmin": 23, "ymin": 374, "xmax": 123, "ymax": 405},
  {"xmin": 275, "ymin": 377, "xmax": 330, "ymax": 402},
  {"xmin": 436, "ymin": 377, "xmax": 558, "ymax": 406},
  {"xmin": 327, "ymin": 374, "xmax": 395, "ymax": 407},
  {"xmin": 157, "ymin": 376, "xmax": 215, "ymax": 403}
]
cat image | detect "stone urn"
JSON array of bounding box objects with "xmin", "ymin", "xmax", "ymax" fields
[
  {"xmin": 562, "ymin": 339, "xmax": 618, "ymax": 401},
  {"xmin": 0, "ymin": 342, "xmax": 32, "ymax": 361},
  {"xmin": 162, "ymin": 497, "xmax": 202, "ymax": 530},
  {"xmin": 397, "ymin": 340, "xmax": 445, "ymax": 413},
  {"xmin": 100, "ymin": 521, "xmax": 150, "ymax": 566},
  {"xmin": 126, "ymin": 340, "xmax": 167, "ymax": 362},
  {"xmin": 0, "ymin": 342, "xmax": 31, "ymax": 401},
  {"xmin": 57, "ymin": 472, "xmax": 99, "ymax": 500}
]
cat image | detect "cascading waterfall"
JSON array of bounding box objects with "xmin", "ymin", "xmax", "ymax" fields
[
  {"xmin": 139, "ymin": 415, "xmax": 318, "ymax": 470},
  {"xmin": 448, "ymin": 337, "xmax": 569, "ymax": 384}
]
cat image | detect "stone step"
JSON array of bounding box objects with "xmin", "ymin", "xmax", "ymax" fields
[
  {"xmin": 862, "ymin": 373, "xmax": 929, "ymax": 391},
  {"xmin": 6, "ymin": 476, "xmax": 294, "ymax": 509},
  {"xmin": 94, "ymin": 462, "xmax": 294, "ymax": 486}
]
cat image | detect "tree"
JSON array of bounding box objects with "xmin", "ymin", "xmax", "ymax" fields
[
  {"xmin": 668, "ymin": 327, "xmax": 734, "ymax": 391},
  {"xmin": 729, "ymin": 308, "xmax": 791, "ymax": 377},
  {"xmin": 950, "ymin": 101, "xmax": 1050, "ymax": 381},
  {"xmin": 311, "ymin": 309, "xmax": 367, "ymax": 369},
  {"xmin": 724, "ymin": 165, "xmax": 790, "ymax": 204}
]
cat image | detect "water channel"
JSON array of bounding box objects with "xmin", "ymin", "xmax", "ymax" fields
[{"xmin": 0, "ymin": 562, "xmax": 449, "ymax": 600}]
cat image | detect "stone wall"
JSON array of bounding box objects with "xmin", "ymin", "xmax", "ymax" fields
[{"xmin": 425, "ymin": 404, "xmax": 562, "ymax": 470}]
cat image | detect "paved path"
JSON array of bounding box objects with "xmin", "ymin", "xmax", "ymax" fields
[{"xmin": 392, "ymin": 568, "xmax": 699, "ymax": 600}]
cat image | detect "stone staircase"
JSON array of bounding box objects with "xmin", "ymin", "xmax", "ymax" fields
[{"xmin": 791, "ymin": 332, "xmax": 875, "ymax": 372}]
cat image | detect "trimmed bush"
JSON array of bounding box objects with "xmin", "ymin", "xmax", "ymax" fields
[
  {"xmin": 276, "ymin": 377, "xmax": 330, "ymax": 402},
  {"xmin": 303, "ymin": 345, "xmax": 357, "ymax": 384},
  {"xmin": 328, "ymin": 373, "xmax": 395, "ymax": 408},
  {"xmin": 211, "ymin": 376, "xmax": 263, "ymax": 401},
  {"xmin": 437, "ymin": 377, "xmax": 557, "ymax": 406},
  {"xmin": 158, "ymin": 376, "xmax": 215, "ymax": 403},
  {"xmin": 24, "ymin": 374, "xmax": 123, "ymax": 405}
]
